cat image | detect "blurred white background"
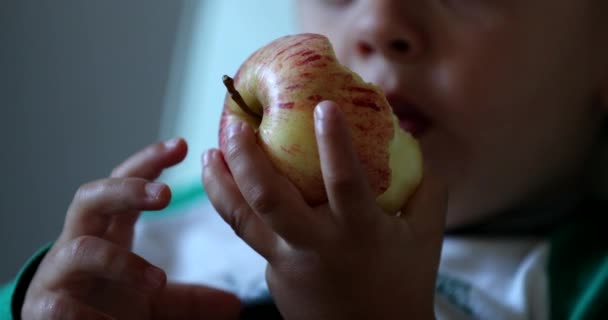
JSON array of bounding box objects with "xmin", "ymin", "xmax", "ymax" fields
[{"xmin": 0, "ymin": 0, "xmax": 295, "ymax": 282}]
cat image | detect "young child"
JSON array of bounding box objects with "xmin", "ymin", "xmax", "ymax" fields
[{"xmin": 2, "ymin": 0, "xmax": 607, "ymax": 319}]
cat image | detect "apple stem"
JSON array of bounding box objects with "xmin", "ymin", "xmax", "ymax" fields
[{"xmin": 222, "ymin": 75, "xmax": 260, "ymax": 119}]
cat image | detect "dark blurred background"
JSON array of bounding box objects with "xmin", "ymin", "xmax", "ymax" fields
[{"xmin": 0, "ymin": 0, "xmax": 185, "ymax": 281}]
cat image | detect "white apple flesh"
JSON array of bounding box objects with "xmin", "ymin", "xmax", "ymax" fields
[{"xmin": 220, "ymin": 33, "xmax": 422, "ymax": 214}]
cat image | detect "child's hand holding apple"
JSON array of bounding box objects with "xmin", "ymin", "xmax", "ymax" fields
[{"xmin": 203, "ymin": 33, "xmax": 447, "ymax": 319}]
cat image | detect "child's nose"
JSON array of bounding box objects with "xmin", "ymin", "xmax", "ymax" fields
[{"xmin": 353, "ymin": 0, "xmax": 424, "ymax": 63}]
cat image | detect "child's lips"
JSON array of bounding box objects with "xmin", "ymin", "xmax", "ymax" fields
[
  {"xmin": 386, "ymin": 94, "xmax": 432, "ymax": 138},
  {"xmin": 398, "ymin": 114, "xmax": 431, "ymax": 138}
]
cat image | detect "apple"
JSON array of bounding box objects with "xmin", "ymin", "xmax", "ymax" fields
[{"xmin": 219, "ymin": 33, "xmax": 422, "ymax": 214}]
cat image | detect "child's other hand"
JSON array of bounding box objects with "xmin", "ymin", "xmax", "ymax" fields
[
  {"xmin": 22, "ymin": 139, "xmax": 240, "ymax": 320},
  {"xmin": 203, "ymin": 101, "xmax": 447, "ymax": 320}
]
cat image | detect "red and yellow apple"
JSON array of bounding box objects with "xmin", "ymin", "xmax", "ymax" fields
[{"xmin": 219, "ymin": 33, "xmax": 422, "ymax": 214}]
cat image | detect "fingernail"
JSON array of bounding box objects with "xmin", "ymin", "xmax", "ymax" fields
[
  {"xmin": 315, "ymin": 102, "xmax": 333, "ymax": 134},
  {"xmin": 145, "ymin": 183, "xmax": 165, "ymax": 199},
  {"xmin": 164, "ymin": 137, "xmax": 181, "ymax": 149},
  {"xmin": 144, "ymin": 266, "xmax": 165, "ymax": 289},
  {"xmin": 227, "ymin": 122, "xmax": 244, "ymax": 139}
]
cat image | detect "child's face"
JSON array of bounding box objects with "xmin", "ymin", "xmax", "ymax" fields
[{"xmin": 296, "ymin": 0, "xmax": 608, "ymax": 227}]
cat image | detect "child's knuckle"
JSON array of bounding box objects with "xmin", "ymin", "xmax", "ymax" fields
[
  {"xmin": 248, "ymin": 185, "xmax": 278, "ymax": 214},
  {"xmin": 228, "ymin": 204, "xmax": 251, "ymax": 238},
  {"xmin": 42, "ymin": 294, "xmax": 70, "ymax": 320},
  {"xmin": 223, "ymin": 140, "xmax": 243, "ymax": 163},
  {"xmin": 97, "ymin": 246, "xmax": 126, "ymax": 273},
  {"xmin": 115, "ymin": 178, "xmax": 139, "ymax": 197},
  {"xmin": 63, "ymin": 235, "xmax": 98, "ymax": 263}
]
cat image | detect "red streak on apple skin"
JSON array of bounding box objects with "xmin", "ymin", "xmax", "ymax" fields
[
  {"xmin": 285, "ymin": 84, "xmax": 303, "ymax": 91},
  {"xmin": 347, "ymin": 86, "xmax": 377, "ymax": 95},
  {"xmin": 308, "ymin": 95, "xmax": 323, "ymax": 103},
  {"xmin": 280, "ymin": 144, "xmax": 304, "ymax": 156},
  {"xmin": 354, "ymin": 123, "xmax": 369, "ymax": 132},
  {"xmin": 352, "ymin": 98, "xmax": 381, "ymax": 111},
  {"xmin": 273, "ymin": 41, "xmax": 305, "ymax": 60},
  {"xmin": 300, "ymin": 72, "xmax": 314, "ymax": 78},
  {"xmin": 278, "ymin": 102, "xmax": 295, "ymax": 109},
  {"xmin": 285, "ymin": 49, "xmax": 315, "ymax": 61},
  {"xmin": 296, "ymin": 54, "xmax": 322, "ymax": 66},
  {"xmin": 330, "ymin": 72, "xmax": 353, "ymax": 79},
  {"xmin": 272, "ymin": 34, "xmax": 323, "ymax": 60}
]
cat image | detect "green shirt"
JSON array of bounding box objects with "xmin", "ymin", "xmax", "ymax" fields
[{"xmin": 0, "ymin": 244, "xmax": 49, "ymax": 319}]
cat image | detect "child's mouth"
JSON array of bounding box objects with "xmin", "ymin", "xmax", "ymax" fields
[{"xmin": 386, "ymin": 94, "xmax": 431, "ymax": 138}]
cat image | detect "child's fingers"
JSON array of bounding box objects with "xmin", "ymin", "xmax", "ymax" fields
[
  {"xmin": 151, "ymin": 283, "xmax": 241, "ymax": 320},
  {"xmin": 400, "ymin": 171, "xmax": 448, "ymax": 247},
  {"xmin": 202, "ymin": 149, "xmax": 278, "ymax": 258},
  {"xmin": 47, "ymin": 236, "xmax": 166, "ymax": 294},
  {"xmin": 220, "ymin": 121, "xmax": 323, "ymax": 247},
  {"xmin": 314, "ymin": 101, "xmax": 377, "ymax": 223},
  {"xmin": 99, "ymin": 139, "xmax": 185, "ymax": 247},
  {"xmin": 62, "ymin": 177, "xmax": 171, "ymax": 242},
  {"xmin": 29, "ymin": 294, "xmax": 113, "ymax": 320},
  {"xmin": 110, "ymin": 137, "xmax": 188, "ymax": 179}
]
